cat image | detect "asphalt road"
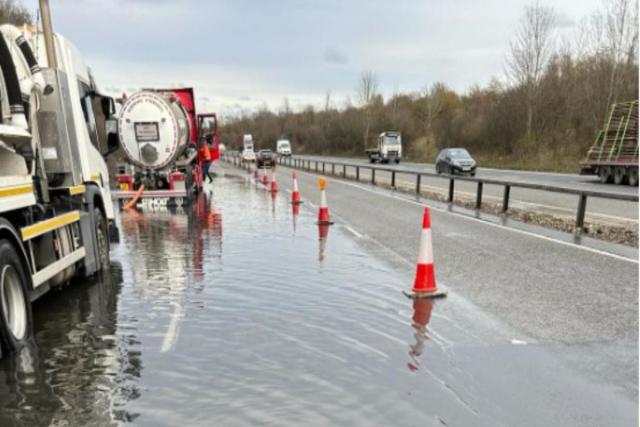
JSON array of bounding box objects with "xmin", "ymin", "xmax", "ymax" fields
[
  {"xmin": 222, "ymin": 160, "xmax": 638, "ymax": 425},
  {"xmin": 292, "ymin": 155, "xmax": 639, "ymax": 224}
]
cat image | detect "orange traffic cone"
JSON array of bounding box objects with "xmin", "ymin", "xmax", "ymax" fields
[
  {"xmin": 404, "ymin": 207, "xmax": 446, "ymax": 299},
  {"xmin": 291, "ymin": 171, "xmax": 302, "ymax": 204},
  {"xmin": 317, "ymin": 179, "xmax": 334, "ymax": 225},
  {"xmin": 270, "ymin": 168, "xmax": 278, "ymax": 193},
  {"xmin": 262, "ymin": 167, "xmax": 268, "ymax": 185}
]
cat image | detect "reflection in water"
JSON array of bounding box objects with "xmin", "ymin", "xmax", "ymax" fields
[
  {"xmin": 318, "ymin": 224, "xmax": 330, "ymax": 263},
  {"xmin": 292, "ymin": 203, "xmax": 300, "ymax": 233},
  {"xmin": 0, "ymin": 265, "xmax": 140, "ymax": 426},
  {"xmin": 407, "ymin": 299, "xmax": 434, "ymax": 372}
]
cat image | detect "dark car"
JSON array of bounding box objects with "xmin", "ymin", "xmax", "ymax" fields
[
  {"xmin": 435, "ymin": 148, "xmax": 477, "ymax": 176},
  {"xmin": 256, "ymin": 149, "xmax": 276, "ymax": 168}
]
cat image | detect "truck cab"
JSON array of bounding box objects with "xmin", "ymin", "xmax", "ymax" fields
[
  {"xmin": 366, "ymin": 131, "xmax": 402, "ymax": 164},
  {"xmin": 0, "ymin": 19, "xmax": 118, "ymax": 357},
  {"xmin": 277, "ymin": 139, "xmax": 292, "ymax": 157}
]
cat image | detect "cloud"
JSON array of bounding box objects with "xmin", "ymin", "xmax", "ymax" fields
[{"xmin": 323, "ymin": 47, "xmax": 349, "ymax": 65}]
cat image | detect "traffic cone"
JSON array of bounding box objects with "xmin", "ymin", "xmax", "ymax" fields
[
  {"xmin": 262, "ymin": 167, "xmax": 268, "ymax": 185},
  {"xmin": 291, "ymin": 171, "xmax": 302, "ymax": 204},
  {"xmin": 404, "ymin": 207, "xmax": 446, "ymax": 299},
  {"xmin": 317, "ymin": 179, "xmax": 334, "ymax": 225}
]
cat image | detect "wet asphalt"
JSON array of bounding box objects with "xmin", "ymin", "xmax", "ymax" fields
[
  {"xmin": 241, "ymin": 160, "xmax": 639, "ymax": 422},
  {"xmin": 0, "ymin": 161, "xmax": 636, "ymax": 426}
]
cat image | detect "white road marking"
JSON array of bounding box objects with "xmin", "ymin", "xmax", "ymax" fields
[
  {"xmin": 161, "ymin": 301, "xmax": 183, "ymax": 353},
  {"xmin": 293, "ymin": 169, "xmax": 639, "ymax": 264},
  {"xmin": 344, "ymin": 225, "xmax": 364, "ymax": 238}
]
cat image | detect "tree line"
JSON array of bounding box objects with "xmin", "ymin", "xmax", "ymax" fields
[{"xmin": 220, "ymin": 0, "xmax": 639, "ymax": 171}]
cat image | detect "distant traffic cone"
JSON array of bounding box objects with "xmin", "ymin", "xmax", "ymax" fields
[
  {"xmin": 262, "ymin": 167, "xmax": 268, "ymax": 185},
  {"xmin": 291, "ymin": 171, "xmax": 302, "ymax": 204},
  {"xmin": 404, "ymin": 207, "xmax": 446, "ymax": 299},
  {"xmin": 270, "ymin": 168, "xmax": 278, "ymax": 192},
  {"xmin": 317, "ymin": 179, "xmax": 334, "ymax": 225}
]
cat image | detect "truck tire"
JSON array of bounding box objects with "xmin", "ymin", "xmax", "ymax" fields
[
  {"xmin": 94, "ymin": 209, "xmax": 110, "ymax": 272},
  {"xmin": 369, "ymin": 157, "xmax": 375, "ymax": 164},
  {"xmin": 0, "ymin": 239, "xmax": 33, "ymax": 354},
  {"xmin": 628, "ymin": 167, "xmax": 638, "ymax": 186},
  {"xmin": 395, "ymin": 159, "xmax": 400, "ymax": 164},
  {"xmin": 598, "ymin": 166, "xmax": 612, "ymax": 184},
  {"xmin": 613, "ymin": 166, "xmax": 626, "ymax": 185}
]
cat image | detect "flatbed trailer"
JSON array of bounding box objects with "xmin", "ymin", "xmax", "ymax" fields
[{"xmin": 580, "ymin": 101, "xmax": 638, "ymax": 185}]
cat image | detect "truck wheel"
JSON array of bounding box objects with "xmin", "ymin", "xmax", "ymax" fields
[
  {"xmin": 628, "ymin": 168, "xmax": 638, "ymax": 186},
  {"xmin": 598, "ymin": 167, "xmax": 611, "ymax": 184},
  {"xmin": 0, "ymin": 239, "xmax": 33, "ymax": 354},
  {"xmin": 395, "ymin": 159, "xmax": 400, "ymax": 164},
  {"xmin": 613, "ymin": 167, "xmax": 627, "ymax": 185},
  {"xmin": 369, "ymin": 157, "xmax": 375, "ymax": 164},
  {"xmin": 94, "ymin": 209, "xmax": 110, "ymax": 271}
]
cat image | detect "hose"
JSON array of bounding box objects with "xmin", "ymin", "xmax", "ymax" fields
[
  {"xmin": 0, "ymin": 32, "xmax": 25, "ymax": 116},
  {"xmin": 123, "ymin": 185, "xmax": 144, "ymax": 209}
]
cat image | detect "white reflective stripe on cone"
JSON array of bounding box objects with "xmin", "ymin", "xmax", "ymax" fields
[
  {"xmin": 417, "ymin": 229, "xmax": 434, "ymax": 264},
  {"xmin": 320, "ymin": 189, "xmax": 328, "ymax": 208}
]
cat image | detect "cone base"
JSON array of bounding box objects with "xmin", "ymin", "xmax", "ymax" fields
[
  {"xmin": 291, "ymin": 200, "xmax": 304, "ymax": 205},
  {"xmin": 403, "ymin": 288, "xmax": 447, "ymax": 299},
  {"xmin": 317, "ymin": 220, "xmax": 334, "ymax": 226}
]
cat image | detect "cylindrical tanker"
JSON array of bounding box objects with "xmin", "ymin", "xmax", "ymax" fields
[{"xmin": 118, "ymin": 90, "xmax": 190, "ymax": 170}]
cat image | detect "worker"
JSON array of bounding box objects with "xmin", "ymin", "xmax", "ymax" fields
[{"xmin": 200, "ymin": 138, "xmax": 213, "ymax": 183}]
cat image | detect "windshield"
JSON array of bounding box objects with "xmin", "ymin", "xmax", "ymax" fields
[
  {"xmin": 244, "ymin": 144, "xmax": 253, "ymax": 151},
  {"xmin": 260, "ymin": 150, "xmax": 272, "ymax": 155},
  {"xmin": 448, "ymin": 149, "xmax": 471, "ymax": 159},
  {"xmin": 383, "ymin": 135, "xmax": 400, "ymax": 145},
  {"xmin": 279, "ymin": 141, "xmax": 290, "ymax": 149}
]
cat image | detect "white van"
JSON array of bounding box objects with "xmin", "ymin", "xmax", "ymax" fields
[
  {"xmin": 241, "ymin": 134, "xmax": 256, "ymax": 162},
  {"xmin": 277, "ymin": 139, "xmax": 292, "ymax": 157}
]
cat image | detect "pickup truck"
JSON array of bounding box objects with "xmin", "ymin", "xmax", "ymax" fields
[{"xmin": 366, "ymin": 131, "xmax": 402, "ymax": 164}]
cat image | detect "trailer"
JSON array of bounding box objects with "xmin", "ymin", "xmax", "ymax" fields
[
  {"xmin": 580, "ymin": 101, "xmax": 638, "ymax": 186},
  {"xmin": 114, "ymin": 88, "xmax": 220, "ymax": 207},
  {"xmin": 0, "ymin": 2, "xmax": 119, "ymax": 357}
]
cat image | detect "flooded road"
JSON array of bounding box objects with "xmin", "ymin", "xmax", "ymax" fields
[{"xmin": 0, "ymin": 170, "xmax": 636, "ymax": 426}]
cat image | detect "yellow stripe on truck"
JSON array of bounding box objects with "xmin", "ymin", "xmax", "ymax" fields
[
  {"xmin": 0, "ymin": 184, "xmax": 33, "ymax": 198},
  {"xmin": 68, "ymin": 185, "xmax": 86, "ymax": 195},
  {"xmin": 21, "ymin": 211, "xmax": 81, "ymax": 241}
]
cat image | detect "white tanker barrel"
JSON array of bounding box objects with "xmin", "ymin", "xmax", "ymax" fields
[{"xmin": 118, "ymin": 91, "xmax": 190, "ymax": 170}]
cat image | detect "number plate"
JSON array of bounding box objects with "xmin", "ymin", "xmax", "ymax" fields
[{"xmin": 119, "ymin": 183, "xmax": 129, "ymax": 190}]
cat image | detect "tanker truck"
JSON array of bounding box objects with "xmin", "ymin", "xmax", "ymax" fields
[
  {"xmin": 114, "ymin": 88, "xmax": 220, "ymax": 208},
  {"xmin": 0, "ymin": 1, "xmax": 119, "ymax": 357}
]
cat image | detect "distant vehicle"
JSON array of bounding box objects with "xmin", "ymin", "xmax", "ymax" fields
[
  {"xmin": 366, "ymin": 131, "xmax": 402, "ymax": 164},
  {"xmin": 257, "ymin": 149, "xmax": 276, "ymax": 168},
  {"xmin": 435, "ymin": 148, "xmax": 477, "ymax": 176},
  {"xmin": 242, "ymin": 149, "xmax": 256, "ymax": 162},
  {"xmin": 219, "ymin": 143, "xmax": 226, "ymax": 154},
  {"xmin": 240, "ymin": 134, "xmax": 255, "ymax": 162},
  {"xmin": 580, "ymin": 101, "xmax": 638, "ymax": 186},
  {"xmin": 277, "ymin": 139, "xmax": 292, "ymax": 156}
]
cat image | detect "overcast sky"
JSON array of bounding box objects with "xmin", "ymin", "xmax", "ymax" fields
[{"xmin": 24, "ymin": 0, "xmax": 603, "ymax": 118}]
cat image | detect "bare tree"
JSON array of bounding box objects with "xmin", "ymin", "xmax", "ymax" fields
[
  {"xmin": 0, "ymin": 0, "xmax": 31, "ymax": 25},
  {"xmin": 357, "ymin": 71, "xmax": 378, "ymax": 149},
  {"xmin": 421, "ymin": 82, "xmax": 447, "ymax": 137},
  {"xmin": 602, "ymin": 0, "xmax": 639, "ymax": 105},
  {"xmin": 507, "ymin": 2, "xmax": 556, "ymax": 138}
]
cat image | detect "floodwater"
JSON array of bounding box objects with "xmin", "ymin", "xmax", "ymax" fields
[{"xmin": 0, "ymin": 169, "xmax": 636, "ymax": 426}]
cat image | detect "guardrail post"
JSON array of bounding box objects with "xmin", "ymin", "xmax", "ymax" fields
[
  {"xmin": 391, "ymin": 171, "xmax": 396, "ymax": 188},
  {"xmin": 331, "ymin": 163, "xmax": 335, "ymax": 175},
  {"xmin": 502, "ymin": 185, "xmax": 511, "ymax": 212},
  {"xmin": 448, "ymin": 179, "xmax": 454, "ymax": 202},
  {"xmin": 416, "ymin": 174, "xmax": 421, "ymax": 194},
  {"xmin": 343, "ymin": 164, "xmax": 347, "ymax": 177},
  {"xmin": 322, "ymin": 162, "xmax": 326, "ymax": 174},
  {"xmin": 356, "ymin": 166, "xmax": 360, "ymax": 181},
  {"xmin": 476, "ymin": 182, "xmax": 483, "ymax": 209},
  {"xmin": 371, "ymin": 168, "xmax": 376, "ymax": 185},
  {"xmin": 576, "ymin": 194, "xmax": 587, "ymax": 231},
  {"xmin": 316, "ymin": 161, "xmax": 319, "ymax": 172}
]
